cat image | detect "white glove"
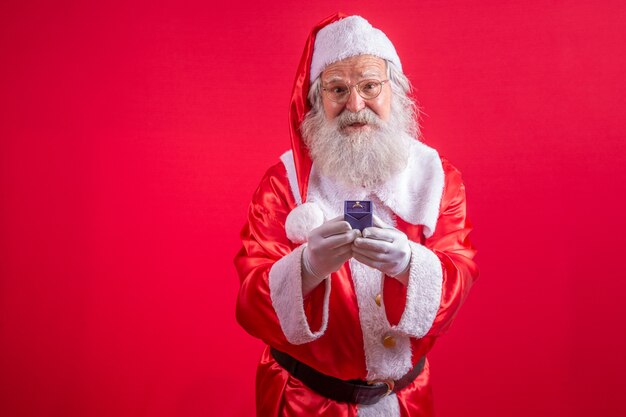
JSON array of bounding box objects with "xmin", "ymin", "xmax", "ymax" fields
[
  {"xmin": 302, "ymin": 216, "xmax": 360, "ymax": 295},
  {"xmin": 352, "ymin": 215, "xmax": 411, "ymax": 283}
]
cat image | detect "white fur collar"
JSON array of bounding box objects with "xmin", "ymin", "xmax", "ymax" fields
[{"xmin": 280, "ymin": 140, "xmax": 444, "ymax": 237}]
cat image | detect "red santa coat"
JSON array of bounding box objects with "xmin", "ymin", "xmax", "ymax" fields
[{"xmin": 235, "ymin": 141, "xmax": 478, "ymax": 417}]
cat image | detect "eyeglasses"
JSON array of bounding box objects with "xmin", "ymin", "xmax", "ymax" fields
[{"xmin": 322, "ymin": 79, "xmax": 389, "ymax": 103}]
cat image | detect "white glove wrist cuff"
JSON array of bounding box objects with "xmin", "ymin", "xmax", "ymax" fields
[
  {"xmin": 302, "ymin": 246, "xmax": 326, "ymax": 280},
  {"xmin": 388, "ymin": 250, "xmax": 411, "ymax": 278}
]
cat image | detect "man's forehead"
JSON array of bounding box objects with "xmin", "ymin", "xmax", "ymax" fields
[{"xmin": 321, "ymin": 55, "xmax": 387, "ymax": 81}]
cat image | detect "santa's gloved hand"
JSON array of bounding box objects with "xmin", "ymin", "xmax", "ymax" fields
[
  {"xmin": 352, "ymin": 215, "xmax": 411, "ymax": 283},
  {"xmin": 302, "ymin": 216, "xmax": 359, "ymax": 295}
]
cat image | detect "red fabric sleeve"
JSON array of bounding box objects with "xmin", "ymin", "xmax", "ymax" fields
[
  {"xmin": 385, "ymin": 158, "xmax": 479, "ymax": 339},
  {"xmin": 423, "ymin": 159, "xmax": 479, "ymax": 337}
]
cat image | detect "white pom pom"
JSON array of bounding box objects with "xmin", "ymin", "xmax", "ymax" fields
[{"xmin": 285, "ymin": 202, "xmax": 324, "ymax": 244}]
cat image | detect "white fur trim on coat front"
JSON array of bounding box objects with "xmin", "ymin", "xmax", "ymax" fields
[
  {"xmin": 280, "ymin": 151, "xmax": 302, "ymax": 206},
  {"xmin": 350, "ymin": 258, "xmax": 413, "ymax": 380},
  {"xmin": 393, "ymin": 241, "xmax": 443, "ymax": 337},
  {"xmin": 268, "ymin": 244, "xmax": 331, "ymax": 345}
]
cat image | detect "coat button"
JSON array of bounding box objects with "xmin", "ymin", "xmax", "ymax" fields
[
  {"xmin": 375, "ymin": 293, "xmax": 382, "ymax": 307},
  {"xmin": 382, "ymin": 335, "xmax": 396, "ymax": 348}
]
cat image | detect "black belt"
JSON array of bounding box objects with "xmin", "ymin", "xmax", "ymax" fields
[{"xmin": 270, "ymin": 347, "xmax": 425, "ymax": 405}]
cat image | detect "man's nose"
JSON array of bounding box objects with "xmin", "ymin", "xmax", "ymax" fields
[{"xmin": 345, "ymin": 87, "xmax": 366, "ymax": 113}]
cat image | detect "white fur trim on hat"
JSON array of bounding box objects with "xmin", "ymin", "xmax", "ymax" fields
[
  {"xmin": 310, "ymin": 16, "xmax": 402, "ymax": 81},
  {"xmin": 285, "ymin": 202, "xmax": 325, "ymax": 244}
]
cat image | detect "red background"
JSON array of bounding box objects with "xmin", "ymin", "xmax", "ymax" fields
[{"xmin": 2, "ymin": 1, "xmax": 625, "ymax": 416}]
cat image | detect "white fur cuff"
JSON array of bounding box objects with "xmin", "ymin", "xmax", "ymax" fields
[
  {"xmin": 393, "ymin": 241, "xmax": 443, "ymax": 337},
  {"xmin": 268, "ymin": 245, "xmax": 331, "ymax": 345}
]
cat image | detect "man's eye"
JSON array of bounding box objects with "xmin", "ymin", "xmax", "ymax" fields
[
  {"xmin": 362, "ymin": 82, "xmax": 377, "ymax": 91},
  {"xmin": 331, "ymin": 86, "xmax": 349, "ymax": 94}
]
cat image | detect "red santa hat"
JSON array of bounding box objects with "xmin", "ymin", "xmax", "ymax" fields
[{"xmin": 289, "ymin": 13, "xmax": 402, "ymax": 204}]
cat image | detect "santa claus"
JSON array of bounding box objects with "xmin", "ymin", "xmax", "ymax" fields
[{"xmin": 235, "ymin": 13, "xmax": 479, "ymax": 417}]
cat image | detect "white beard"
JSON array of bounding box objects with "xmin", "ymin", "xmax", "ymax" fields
[{"xmin": 301, "ymin": 97, "xmax": 413, "ymax": 190}]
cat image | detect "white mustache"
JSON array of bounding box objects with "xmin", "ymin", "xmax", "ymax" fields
[{"xmin": 337, "ymin": 108, "xmax": 381, "ymax": 129}]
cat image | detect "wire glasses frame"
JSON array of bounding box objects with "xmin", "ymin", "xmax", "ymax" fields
[{"xmin": 322, "ymin": 79, "xmax": 389, "ymax": 103}]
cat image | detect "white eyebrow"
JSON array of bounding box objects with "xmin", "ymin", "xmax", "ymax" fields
[
  {"xmin": 324, "ymin": 75, "xmax": 345, "ymax": 83},
  {"xmin": 361, "ymin": 70, "xmax": 382, "ymax": 78},
  {"xmin": 324, "ymin": 72, "xmax": 382, "ymax": 83}
]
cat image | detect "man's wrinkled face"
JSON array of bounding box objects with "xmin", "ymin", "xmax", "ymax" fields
[
  {"xmin": 320, "ymin": 55, "xmax": 391, "ymax": 133},
  {"xmin": 302, "ymin": 55, "xmax": 413, "ymax": 190}
]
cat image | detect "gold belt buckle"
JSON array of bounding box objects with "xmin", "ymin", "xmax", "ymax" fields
[{"xmin": 367, "ymin": 378, "xmax": 395, "ymax": 397}]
